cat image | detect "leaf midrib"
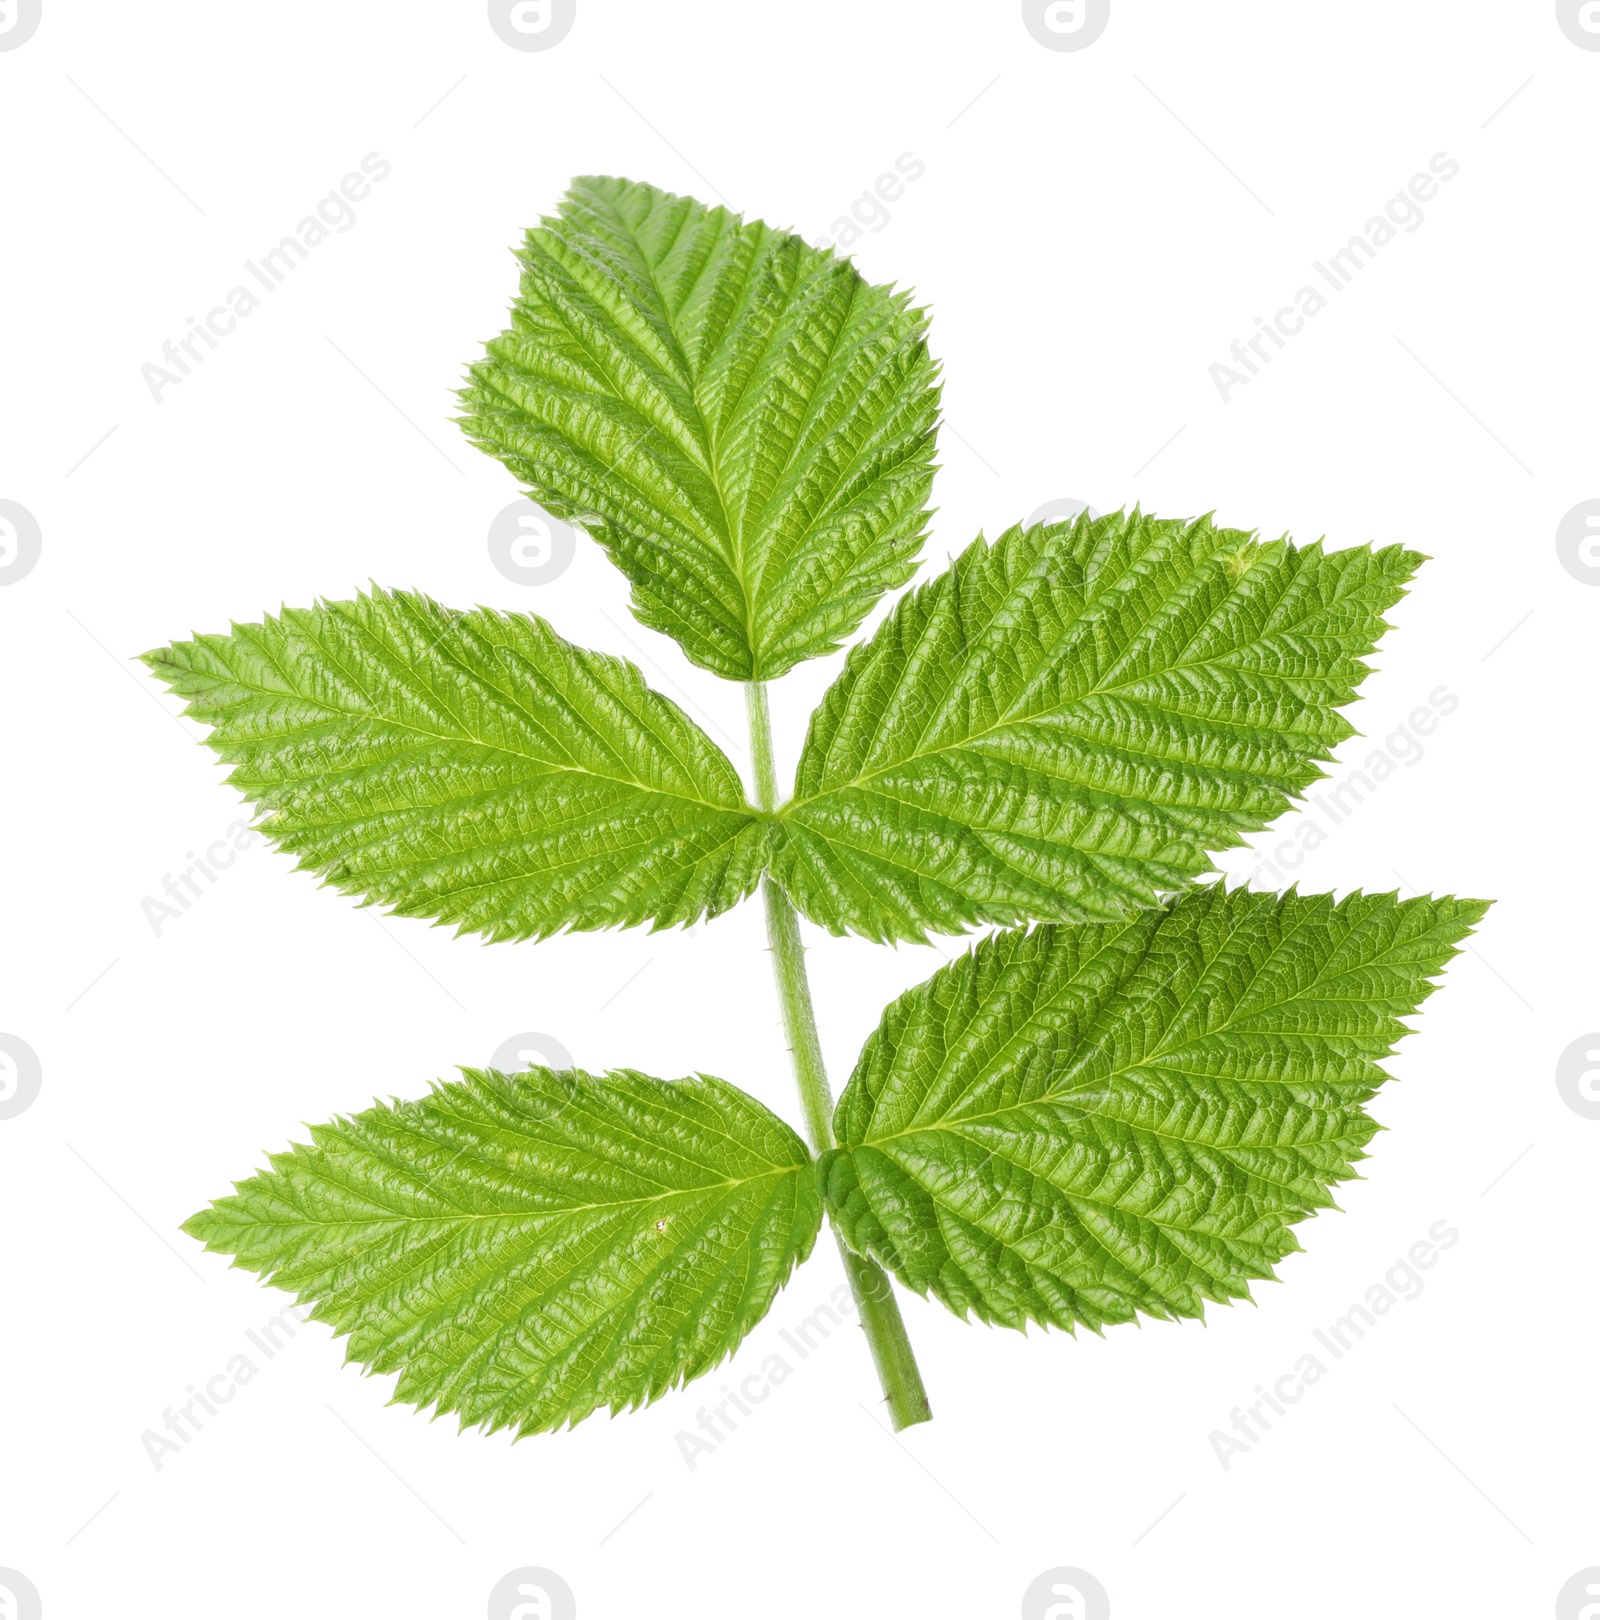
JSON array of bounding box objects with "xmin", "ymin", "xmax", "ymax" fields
[
  {"xmin": 541, "ymin": 195, "xmax": 775, "ymax": 663},
  {"xmin": 847, "ymin": 897, "xmax": 1367, "ymax": 1151},
  {"xmin": 226, "ymin": 1160, "xmax": 804, "ymax": 1232},
  {"xmin": 523, "ymin": 195, "xmax": 921, "ymax": 678},
  {"xmin": 387, "ymin": 1164, "xmax": 814, "ymax": 1433},
  {"xmin": 783, "ymin": 534, "xmax": 1361, "ymax": 813},
  {"xmin": 188, "ymin": 611, "xmax": 753, "ymax": 821}
]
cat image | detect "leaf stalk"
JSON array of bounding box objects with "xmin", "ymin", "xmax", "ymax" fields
[{"xmin": 745, "ymin": 680, "xmax": 932, "ymax": 1431}]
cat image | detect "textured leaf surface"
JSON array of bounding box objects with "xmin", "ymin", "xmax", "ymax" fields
[
  {"xmin": 773, "ymin": 510, "xmax": 1423, "ymax": 942},
  {"xmin": 187, "ymin": 1068, "xmax": 822, "ymax": 1436},
  {"xmin": 460, "ymin": 175, "xmax": 941, "ymax": 680},
  {"xmin": 144, "ymin": 590, "xmax": 765, "ymax": 941},
  {"xmin": 822, "ymin": 886, "xmax": 1484, "ymax": 1332}
]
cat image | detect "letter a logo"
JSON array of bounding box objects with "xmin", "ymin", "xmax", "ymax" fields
[
  {"xmin": 488, "ymin": 1566, "xmax": 575, "ymax": 1620},
  {"xmin": 1045, "ymin": 1585, "xmax": 1087, "ymax": 1620},
  {"xmin": 510, "ymin": 1586, "xmax": 552, "ymax": 1620}
]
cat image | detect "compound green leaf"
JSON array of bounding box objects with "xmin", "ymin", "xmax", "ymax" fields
[
  {"xmin": 459, "ymin": 174, "xmax": 941, "ymax": 681},
  {"xmin": 143, "ymin": 590, "xmax": 765, "ymax": 941},
  {"xmin": 821, "ymin": 885, "xmax": 1485, "ymax": 1333},
  {"xmin": 773, "ymin": 510, "xmax": 1423, "ymax": 942},
  {"xmin": 186, "ymin": 1067, "xmax": 822, "ymax": 1436}
]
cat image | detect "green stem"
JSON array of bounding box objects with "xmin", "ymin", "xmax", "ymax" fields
[{"xmin": 745, "ymin": 680, "xmax": 932, "ymax": 1431}]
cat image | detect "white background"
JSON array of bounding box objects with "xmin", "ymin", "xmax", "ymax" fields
[{"xmin": 1, "ymin": 3, "xmax": 1595, "ymax": 1616}]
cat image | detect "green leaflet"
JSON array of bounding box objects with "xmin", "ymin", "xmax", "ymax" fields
[
  {"xmin": 771, "ymin": 510, "xmax": 1425, "ymax": 942},
  {"xmin": 459, "ymin": 175, "xmax": 941, "ymax": 682},
  {"xmin": 186, "ymin": 1067, "xmax": 822, "ymax": 1437},
  {"xmin": 821, "ymin": 885, "xmax": 1485, "ymax": 1333},
  {"xmin": 143, "ymin": 589, "xmax": 765, "ymax": 942}
]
